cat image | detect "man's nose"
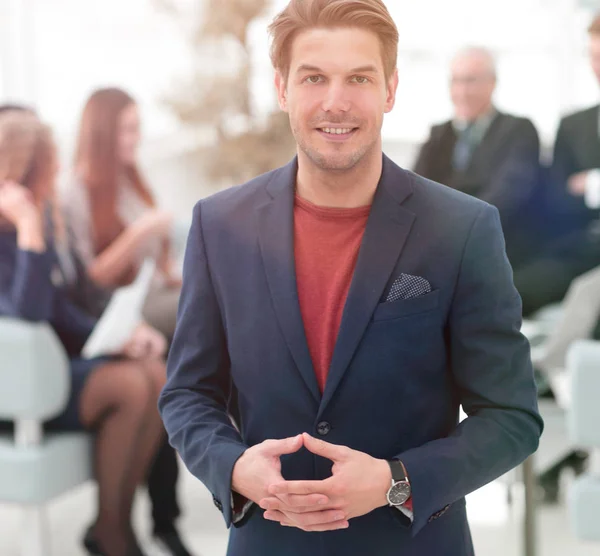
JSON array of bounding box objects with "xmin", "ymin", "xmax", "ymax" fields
[{"xmin": 321, "ymin": 82, "xmax": 351, "ymax": 113}]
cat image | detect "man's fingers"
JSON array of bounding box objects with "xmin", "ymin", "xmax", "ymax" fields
[
  {"xmin": 269, "ymin": 478, "xmax": 334, "ymax": 496},
  {"xmin": 285, "ymin": 493, "xmax": 328, "ymax": 506},
  {"xmin": 260, "ymin": 493, "xmax": 328, "ymax": 509},
  {"xmin": 301, "ymin": 433, "xmax": 349, "ymax": 461},
  {"xmin": 262, "ymin": 434, "xmax": 303, "ymax": 456},
  {"xmin": 259, "ymin": 494, "xmax": 329, "ymax": 512},
  {"xmin": 264, "ymin": 509, "xmax": 348, "ymax": 530},
  {"xmin": 298, "ymin": 520, "xmax": 349, "ymax": 532},
  {"xmin": 279, "ymin": 519, "xmax": 350, "ymax": 532}
]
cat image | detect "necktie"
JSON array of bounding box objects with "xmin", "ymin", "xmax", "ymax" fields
[{"xmin": 452, "ymin": 123, "xmax": 475, "ymax": 172}]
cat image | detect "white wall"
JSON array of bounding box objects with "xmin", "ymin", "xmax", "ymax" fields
[
  {"xmin": 0, "ymin": 0, "xmax": 599, "ymax": 211},
  {"xmin": 1, "ymin": 0, "xmax": 598, "ymax": 141}
]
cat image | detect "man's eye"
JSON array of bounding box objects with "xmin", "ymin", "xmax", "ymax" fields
[
  {"xmin": 351, "ymin": 76, "xmax": 369, "ymax": 84},
  {"xmin": 306, "ymin": 76, "xmax": 322, "ymax": 84}
]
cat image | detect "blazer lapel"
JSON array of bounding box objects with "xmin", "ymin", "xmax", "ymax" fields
[
  {"xmin": 318, "ymin": 156, "xmax": 416, "ymax": 416},
  {"xmin": 257, "ymin": 158, "xmax": 321, "ymax": 403}
]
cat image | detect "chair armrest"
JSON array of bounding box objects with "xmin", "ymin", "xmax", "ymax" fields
[
  {"xmin": 0, "ymin": 317, "xmax": 70, "ymax": 421},
  {"xmin": 566, "ymin": 340, "xmax": 600, "ymax": 447}
]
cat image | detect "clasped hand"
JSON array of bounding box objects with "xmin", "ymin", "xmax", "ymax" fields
[
  {"xmin": 120, "ymin": 321, "xmax": 166, "ymax": 360},
  {"xmin": 231, "ymin": 432, "xmax": 392, "ymax": 532}
]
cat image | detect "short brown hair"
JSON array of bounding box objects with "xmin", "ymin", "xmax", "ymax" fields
[
  {"xmin": 589, "ymin": 13, "xmax": 600, "ymax": 36},
  {"xmin": 268, "ymin": 0, "xmax": 399, "ymax": 81}
]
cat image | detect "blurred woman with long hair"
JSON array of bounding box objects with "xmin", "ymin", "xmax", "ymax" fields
[
  {"xmin": 64, "ymin": 87, "xmax": 181, "ymax": 334},
  {"xmin": 62, "ymin": 89, "xmax": 193, "ymax": 556},
  {"xmin": 0, "ymin": 110, "xmax": 167, "ymax": 556}
]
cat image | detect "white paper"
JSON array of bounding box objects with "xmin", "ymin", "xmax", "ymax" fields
[{"xmin": 82, "ymin": 258, "xmax": 156, "ymax": 359}]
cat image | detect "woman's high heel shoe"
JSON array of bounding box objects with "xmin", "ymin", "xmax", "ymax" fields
[
  {"xmin": 82, "ymin": 526, "xmax": 106, "ymax": 555},
  {"xmin": 82, "ymin": 525, "xmax": 148, "ymax": 556}
]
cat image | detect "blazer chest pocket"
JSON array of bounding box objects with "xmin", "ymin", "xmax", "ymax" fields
[{"xmin": 372, "ymin": 289, "xmax": 440, "ymax": 322}]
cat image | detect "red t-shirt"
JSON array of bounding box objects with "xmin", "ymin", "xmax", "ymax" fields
[
  {"xmin": 294, "ymin": 194, "xmax": 370, "ymax": 393},
  {"xmin": 293, "ymin": 194, "xmax": 414, "ymax": 514}
]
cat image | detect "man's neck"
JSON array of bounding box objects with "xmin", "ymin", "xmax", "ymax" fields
[{"xmin": 295, "ymin": 150, "xmax": 382, "ymax": 208}]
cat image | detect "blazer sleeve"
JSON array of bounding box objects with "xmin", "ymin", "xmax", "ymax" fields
[
  {"xmin": 0, "ymin": 240, "xmax": 57, "ymax": 321},
  {"xmin": 0, "ymin": 238, "xmax": 96, "ymax": 346},
  {"xmin": 158, "ymin": 201, "xmax": 248, "ymax": 528},
  {"xmin": 476, "ymin": 119, "xmax": 540, "ymax": 216},
  {"xmin": 394, "ymin": 204, "xmax": 543, "ymax": 536}
]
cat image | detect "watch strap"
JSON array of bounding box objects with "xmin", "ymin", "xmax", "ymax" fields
[{"xmin": 388, "ymin": 459, "xmax": 409, "ymax": 483}]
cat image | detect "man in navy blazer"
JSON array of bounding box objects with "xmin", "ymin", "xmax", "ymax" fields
[{"xmin": 159, "ymin": 1, "xmax": 543, "ymax": 554}]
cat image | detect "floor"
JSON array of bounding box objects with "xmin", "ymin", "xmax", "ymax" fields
[{"xmin": 0, "ymin": 464, "xmax": 598, "ymax": 556}]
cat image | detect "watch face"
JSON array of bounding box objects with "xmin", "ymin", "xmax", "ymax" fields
[{"xmin": 387, "ymin": 482, "xmax": 411, "ymax": 506}]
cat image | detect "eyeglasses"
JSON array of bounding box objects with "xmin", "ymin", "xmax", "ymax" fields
[{"xmin": 450, "ymin": 75, "xmax": 494, "ymax": 86}]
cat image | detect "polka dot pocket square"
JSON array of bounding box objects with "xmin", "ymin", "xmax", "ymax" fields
[{"xmin": 386, "ymin": 273, "xmax": 432, "ymax": 303}]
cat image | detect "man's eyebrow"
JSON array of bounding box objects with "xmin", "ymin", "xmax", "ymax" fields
[
  {"xmin": 295, "ymin": 64, "xmax": 380, "ymax": 74},
  {"xmin": 348, "ymin": 65, "xmax": 379, "ymax": 73},
  {"xmin": 295, "ymin": 64, "xmax": 323, "ymax": 73}
]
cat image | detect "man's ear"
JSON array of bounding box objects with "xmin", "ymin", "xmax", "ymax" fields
[
  {"xmin": 275, "ymin": 71, "xmax": 288, "ymax": 112},
  {"xmin": 384, "ymin": 68, "xmax": 399, "ymax": 114}
]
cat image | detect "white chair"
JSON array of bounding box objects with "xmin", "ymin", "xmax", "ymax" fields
[
  {"xmin": 0, "ymin": 318, "xmax": 93, "ymax": 556},
  {"xmin": 565, "ymin": 340, "xmax": 600, "ymax": 542}
]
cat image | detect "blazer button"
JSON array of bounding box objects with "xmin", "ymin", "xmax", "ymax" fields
[
  {"xmin": 213, "ymin": 496, "xmax": 223, "ymax": 511},
  {"xmin": 317, "ymin": 421, "xmax": 331, "ymax": 436}
]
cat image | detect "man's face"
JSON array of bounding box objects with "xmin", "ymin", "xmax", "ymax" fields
[
  {"xmin": 275, "ymin": 27, "xmax": 397, "ymax": 173},
  {"xmin": 450, "ymin": 54, "xmax": 496, "ymax": 123},
  {"xmin": 590, "ymin": 35, "xmax": 600, "ymax": 84}
]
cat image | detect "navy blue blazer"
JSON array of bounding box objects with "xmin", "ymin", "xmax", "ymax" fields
[
  {"xmin": 159, "ymin": 155, "xmax": 543, "ymax": 556},
  {"xmin": 0, "ymin": 231, "xmax": 96, "ymax": 354}
]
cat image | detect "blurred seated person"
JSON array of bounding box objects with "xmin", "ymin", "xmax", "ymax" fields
[
  {"xmin": 62, "ymin": 87, "xmax": 181, "ymax": 339},
  {"xmin": 60, "ymin": 89, "xmax": 193, "ymax": 556},
  {"xmin": 514, "ymin": 14, "xmax": 600, "ymax": 316},
  {"xmin": 516, "ymin": 14, "xmax": 600, "ymax": 501},
  {"xmin": 413, "ymin": 46, "xmax": 544, "ymax": 268},
  {"xmin": 0, "ymin": 109, "xmax": 166, "ymax": 556}
]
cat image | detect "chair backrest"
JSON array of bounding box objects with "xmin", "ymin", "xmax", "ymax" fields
[
  {"xmin": 565, "ymin": 340, "xmax": 600, "ymax": 543},
  {"xmin": 566, "ymin": 340, "xmax": 600, "ymax": 455},
  {"xmin": 0, "ymin": 318, "xmax": 70, "ymax": 421}
]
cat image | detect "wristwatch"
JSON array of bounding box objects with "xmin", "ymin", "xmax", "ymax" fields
[{"xmin": 386, "ymin": 460, "xmax": 411, "ymax": 507}]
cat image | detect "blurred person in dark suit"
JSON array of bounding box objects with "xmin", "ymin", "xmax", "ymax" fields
[
  {"xmin": 413, "ymin": 47, "xmax": 543, "ymax": 269},
  {"xmin": 0, "ymin": 109, "xmax": 167, "ymax": 556},
  {"xmin": 552, "ymin": 14, "xmax": 600, "ymax": 224},
  {"xmin": 516, "ymin": 13, "xmax": 600, "ymax": 503},
  {"xmin": 513, "ymin": 14, "xmax": 600, "ymax": 317},
  {"xmin": 0, "ymin": 100, "xmax": 193, "ymax": 556}
]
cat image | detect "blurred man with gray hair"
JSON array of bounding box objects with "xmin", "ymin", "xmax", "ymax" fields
[{"xmin": 414, "ymin": 46, "xmax": 543, "ymax": 268}]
